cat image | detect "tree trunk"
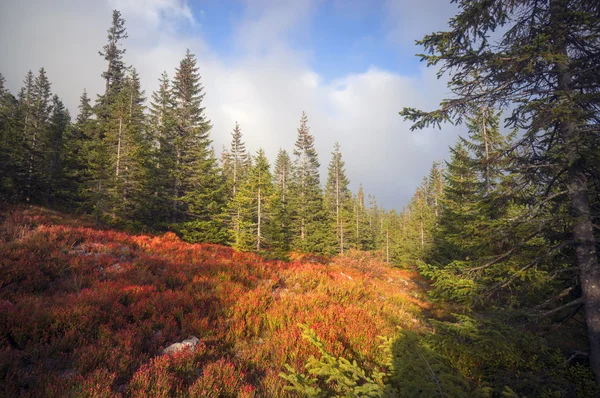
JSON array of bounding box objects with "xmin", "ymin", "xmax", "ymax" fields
[
  {"xmin": 26, "ymin": 121, "xmax": 36, "ymax": 203},
  {"xmin": 336, "ymin": 159, "xmax": 341, "ymax": 254},
  {"xmin": 104, "ymin": 36, "xmax": 115, "ymax": 98},
  {"xmin": 568, "ymin": 163, "xmax": 600, "ymax": 383},
  {"xmin": 116, "ymin": 117, "xmax": 122, "ymax": 177},
  {"xmin": 172, "ymin": 143, "xmax": 181, "ymax": 223},
  {"xmin": 552, "ymin": 0, "xmax": 600, "ymax": 383},
  {"xmin": 257, "ymin": 186, "xmax": 261, "ymax": 251},
  {"xmin": 236, "ymin": 207, "xmax": 240, "ymax": 248},
  {"xmin": 341, "ymin": 222, "xmax": 344, "ymax": 255},
  {"xmin": 560, "ymin": 78, "xmax": 600, "ymax": 385},
  {"xmin": 355, "ymin": 203, "xmax": 359, "ymax": 248},
  {"xmin": 387, "ymin": 229, "xmax": 390, "ymax": 262},
  {"xmin": 233, "ymin": 154, "xmax": 237, "ymax": 196},
  {"xmin": 481, "ymin": 105, "xmax": 491, "ymax": 195},
  {"xmin": 282, "ymin": 164, "xmax": 286, "ymax": 203},
  {"xmin": 104, "ymin": 60, "xmax": 111, "ymax": 98}
]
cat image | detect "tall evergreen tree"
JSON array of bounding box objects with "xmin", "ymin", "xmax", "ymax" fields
[
  {"xmin": 15, "ymin": 71, "xmax": 36, "ymax": 199},
  {"xmin": 400, "ymin": 180, "xmax": 436, "ymax": 262},
  {"xmin": 223, "ymin": 122, "xmax": 250, "ymax": 197},
  {"xmin": 273, "ymin": 148, "xmax": 292, "ymax": 203},
  {"xmin": 172, "ymin": 50, "xmax": 226, "ymax": 243},
  {"xmin": 46, "ymin": 95, "xmax": 70, "ymax": 205},
  {"xmin": 222, "ymin": 122, "xmax": 251, "ymax": 247},
  {"xmin": 352, "ymin": 184, "xmax": 373, "ymax": 250},
  {"xmin": 101, "ymin": 68, "xmax": 147, "ymax": 220},
  {"xmin": 98, "ymin": 9, "xmax": 128, "ymax": 112},
  {"xmin": 120, "ymin": 69, "xmax": 148, "ymax": 219},
  {"xmin": 24, "ymin": 68, "xmax": 52, "ymax": 203},
  {"xmin": 0, "ymin": 74, "xmax": 21, "ymax": 201},
  {"xmin": 289, "ymin": 112, "xmax": 331, "ymax": 253},
  {"xmin": 460, "ymin": 107, "xmax": 510, "ymax": 197},
  {"xmin": 367, "ymin": 194, "xmax": 383, "ymax": 251},
  {"xmin": 90, "ymin": 10, "xmax": 129, "ymax": 219},
  {"xmin": 428, "ymin": 162, "xmax": 444, "ymax": 219},
  {"xmin": 61, "ymin": 89, "xmax": 95, "ymax": 209},
  {"xmin": 435, "ymin": 143, "xmax": 481, "ymax": 266},
  {"xmin": 77, "ymin": 89, "xmax": 93, "ymax": 125},
  {"xmin": 401, "ymin": 0, "xmax": 600, "ymax": 381},
  {"xmin": 325, "ymin": 142, "xmax": 351, "ymax": 254},
  {"xmin": 147, "ymin": 71, "xmax": 177, "ymax": 226},
  {"xmin": 228, "ymin": 149, "xmax": 274, "ymax": 251},
  {"xmin": 269, "ymin": 149, "xmax": 293, "ymax": 252},
  {"xmin": 171, "ymin": 49, "xmax": 209, "ymax": 222}
]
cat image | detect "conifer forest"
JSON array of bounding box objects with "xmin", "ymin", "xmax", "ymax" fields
[{"xmin": 1, "ymin": 1, "xmax": 599, "ymax": 397}]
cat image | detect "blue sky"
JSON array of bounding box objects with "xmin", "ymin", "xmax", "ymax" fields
[
  {"xmin": 194, "ymin": 1, "xmax": 425, "ymax": 79},
  {"xmin": 0, "ymin": 0, "xmax": 461, "ymax": 209}
]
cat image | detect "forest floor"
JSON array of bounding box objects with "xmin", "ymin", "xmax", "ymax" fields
[{"xmin": 0, "ymin": 205, "xmax": 430, "ymax": 397}]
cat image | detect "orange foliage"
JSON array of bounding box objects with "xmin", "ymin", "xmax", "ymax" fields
[{"xmin": 0, "ymin": 206, "xmax": 426, "ymax": 396}]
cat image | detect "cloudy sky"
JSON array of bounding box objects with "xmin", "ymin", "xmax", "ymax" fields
[{"xmin": 0, "ymin": 0, "xmax": 463, "ymax": 210}]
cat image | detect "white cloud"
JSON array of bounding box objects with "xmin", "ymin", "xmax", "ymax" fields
[
  {"xmin": 384, "ymin": 0, "xmax": 458, "ymax": 49},
  {"xmin": 234, "ymin": 0, "xmax": 318, "ymax": 54},
  {"xmin": 108, "ymin": 0, "xmax": 195, "ymax": 29},
  {"xmin": 0, "ymin": 0, "xmax": 461, "ymax": 209}
]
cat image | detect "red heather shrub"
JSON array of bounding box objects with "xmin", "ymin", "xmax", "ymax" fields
[
  {"xmin": 0, "ymin": 206, "xmax": 426, "ymax": 396},
  {"xmin": 187, "ymin": 359, "xmax": 255, "ymax": 398},
  {"xmin": 129, "ymin": 355, "xmax": 176, "ymax": 397}
]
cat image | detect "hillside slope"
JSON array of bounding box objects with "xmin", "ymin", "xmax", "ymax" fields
[{"xmin": 0, "ymin": 206, "xmax": 428, "ymax": 397}]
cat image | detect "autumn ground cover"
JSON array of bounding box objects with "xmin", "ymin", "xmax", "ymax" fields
[{"xmin": 0, "ymin": 205, "xmax": 428, "ymax": 397}]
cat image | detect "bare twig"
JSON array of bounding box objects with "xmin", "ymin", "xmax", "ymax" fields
[
  {"xmin": 534, "ymin": 286, "xmax": 577, "ymax": 310},
  {"xmin": 535, "ymin": 298, "xmax": 584, "ymax": 318}
]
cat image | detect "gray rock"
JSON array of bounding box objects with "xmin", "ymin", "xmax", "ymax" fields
[
  {"xmin": 110, "ymin": 263, "xmax": 122, "ymax": 272},
  {"xmin": 61, "ymin": 369, "xmax": 77, "ymax": 379},
  {"xmin": 161, "ymin": 336, "xmax": 200, "ymax": 355}
]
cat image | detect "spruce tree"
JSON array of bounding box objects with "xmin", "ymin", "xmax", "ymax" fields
[
  {"xmin": 24, "ymin": 68, "xmax": 52, "ymax": 203},
  {"xmin": 228, "ymin": 149, "xmax": 274, "ymax": 251},
  {"xmin": 98, "ymin": 9, "xmax": 128, "ymax": 113},
  {"xmin": 46, "ymin": 95, "xmax": 70, "ymax": 205},
  {"xmin": 269, "ymin": 149, "xmax": 293, "ymax": 252},
  {"xmin": 120, "ymin": 69, "xmax": 149, "ymax": 219},
  {"xmin": 430, "ymin": 143, "xmax": 483, "ymax": 268},
  {"xmin": 172, "ymin": 50, "xmax": 226, "ymax": 243},
  {"xmin": 274, "ymin": 149, "xmax": 292, "ymax": 203},
  {"xmin": 101, "ymin": 68, "xmax": 147, "ymax": 221},
  {"xmin": 289, "ymin": 112, "xmax": 331, "ymax": 253},
  {"xmin": 325, "ymin": 142, "xmax": 351, "ymax": 254},
  {"xmin": 62, "ymin": 89, "xmax": 95, "ymax": 209},
  {"xmin": 352, "ymin": 184, "xmax": 373, "ymax": 250},
  {"xmin": 91, "ymin": 10, "xmax": 129, "ymax": 219},
  {"xmin": 223, "ymin": 122, "xmax": 250, "ymax": 197},
  {"xmin": 18, "ymin": 71, "xmax": 35, "ymax": 178},
  {"xmin": 77, "ymin": 89, "xmax": 94, "ymax": 124},
  {"xmin": 223, "ymin": 122, "xmax": 251, "ymax": 247},
  {"xmin": 428, "ymin": 162, "xmax": 444, "ymax": 219},
  {"xmin": 461, "ymin": 107, "xmax": 508, "ymax": 197},
  {"xmin": 171, "ymin": 49, "xmax": 209, "ymax": 222},
  {"xmin": 403, "ymin": 181, "xmax": 436, "ymax": 262},
  {"xmin": 0, "ymin": 74, "xmax": 21, "ymax": 201},
  {"xmin": 147, "ymin": 71, "xmax": 177, "ymax": 226},
  {"xmin": 367, "ymin": 195, "xmax": 383, "ymax": 251},
  {"xmin": 401, "ymin": 0, "xmax": 600, "ymax": 381}
]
